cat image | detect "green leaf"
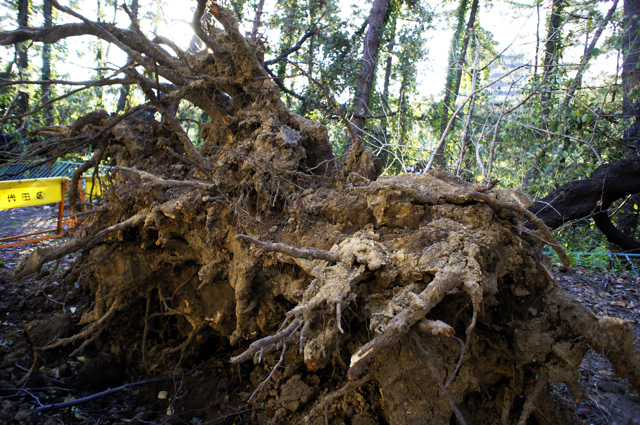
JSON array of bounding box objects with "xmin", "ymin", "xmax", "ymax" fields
[{"xmin": 590, "ymin": 47, "xmax": 601, "ymax": 57}]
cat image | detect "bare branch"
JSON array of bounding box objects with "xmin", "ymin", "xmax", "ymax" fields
[
  {"xmin": 236, "ymin": 234, "xmax": 339, "ymax": 262},
  {"xmin": 265, "ymin": 26, "xmax": 318, "ymax": 66},
  {"xmin": 425, "ymin": 63, "xmax": 533, "ymax": 173},
  {"xmin": 129, "ymin": 68, "xmax": 211, "ymax": 172},
  {"xmin": 113, "ymin": 166, "xmax": 218, "ymax": 191},
  {"xmin": 95, "ymin": 211, "xmax": 148, "ymax": 239},
  {"xmin": 0, "ymin": 77, "xmax": 130, "ymax": 87},
  {"xmin": 264, "ymin": 65, "xmax": 307, "ymax": 101},
  {"xmin": 0, "ymin": 74, "xmax": 131, "ymax": 127}
]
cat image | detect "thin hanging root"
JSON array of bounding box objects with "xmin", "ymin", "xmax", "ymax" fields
[
  {"xmin": 159, "ymin": 323, "xmax": 204, "ymax": 370},
  {"xmin": 501, "ymin": 385, "xmax": 514, "ymax": 425},
  {"xmin": 411, "ymin": 332, "xmax": 467, "ymax": 425},
  {"xmin": 336, "ymin": 301, "xmax": 344, "ymax": 334},
  {"xmin": 446, "ymin": 303, "xmax": 479, "ymax": 387},
  {"xmin": 230, "ymin": 317, "xmax": 303, "ymax": 364},
  {"xmin": 303, "ymin": 373, "xmax": 374, "ymax": 424},
  {"xmin": 112, "ymin": 166, "xmax": 218, "ymax": 190},
  {"xmin": 248, "ymin": 338, "xmax": 287, "ymax": 403},
  {"xmin": 42, "ymin": 300, "xmax": 119, "ymax": 351},
  {"xmin": 142, "ymin": 293, "xmax": 152, "ymax": 372},
  {"xmin": 70, "ymin": 330, "xmax": 102, "ymax": 357},
  {"xmin": 17, "ymin": 349, "xmax": 40, "ymax": 386},
  {"xmin": 517, "ymin": 374, "xmax": 548, "ymax": 425},
  {"xmin": 445, "ymin": 280, "xmax": 482, "ymax": 387},
  {"xmin": 236, "ymin": 234, "xmax": 339, "ymax": 263}
]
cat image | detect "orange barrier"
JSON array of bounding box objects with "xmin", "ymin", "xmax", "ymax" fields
[
  {"xmin": 0, "ymin": 176, "xmax": 105, "ymax": 250},
  {"xmin": 0, "ymin": 177, "xmax": 70, "ymax": 249}
]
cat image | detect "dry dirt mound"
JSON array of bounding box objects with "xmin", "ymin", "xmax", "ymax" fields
[
  {"xmin": 7, "ymin": 167, "xmax": 640, "ymax": 424},
  {"xmin": 2, "ymin": 4, "xmax": 639, "ymax": 423}
]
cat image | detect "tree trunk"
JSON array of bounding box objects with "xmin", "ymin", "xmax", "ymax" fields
[
  {"xmin": 250, "ymin": 0, "xmax": 266, "ymax": 40},
  {"xmin": 522, "ymin": 0, "xmax": 564, "ymax": 188},
  {"xmin": 454, "ymin": 65, "xmax": 479, "ymax": 176},
  {"xmin": 351, "ymin": 0, "xmax": 391, "ymax": 143},
  {"xmin": 116, "ymin": 0, "xmax": 138, "ymax": 113},
  {"xmin": 618, "ymin": 0, "xmax": 640, "ymax": 240},
  {"xmin": 380, "ymin": 13, "xmax": 397, "ymax": 144},
  {"xmin": 16, "ymin": 0, "xmax": 30, "ymax": 119},
  {"xmin": 434, "ymin": 0, "xmax": 479, "ymax": 169},
  {"xmin": 41, "ymin": 0, "xmax": 53, "ymax": 126},
  {"xmin": 622, "ymin": 0, "xmax": 640, "ymax": 158},
  {"xmin": 531, "ymin": 159, "xmax": 640, "ymax": 252}
]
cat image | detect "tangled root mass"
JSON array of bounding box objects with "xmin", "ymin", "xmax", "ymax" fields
[{"xmin": 15, "ymin": 4, "xmax": 640, "ymax": 424}]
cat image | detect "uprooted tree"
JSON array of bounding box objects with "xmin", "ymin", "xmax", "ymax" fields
[{"xmin": 2, "ymin": 1, "xmax": 640, "ymax": 424}]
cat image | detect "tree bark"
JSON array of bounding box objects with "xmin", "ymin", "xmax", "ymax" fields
[
  {"xmin": 618, "ymin": 0, "xmax": 640, "ymax": 240},
  {"xmin": 41, "ymin": 0, "xmax": 53, "ymax": 126},
  {"xmin": 351, "ymin": 0, "xmax": 391, "ymax": 144},
  {"xmin": 116, "ymin": 0, "xmax": 138, "ymax": 113},
  {"xmin": 250, "ymin": 0, "xmax": 266, "ymax": 40},
  {"xmin": 622, "ymin": 0, "xmax": 640, "ymax": 158},
  {"xmin": 531, "ymin": 159, "xmax": 640, "ymax": 252},
  {"xmin": 16, "ymin": 0, "xmax": 30, "ymax": 119},
  {"xmin": 522, "ymin": 0, "xmax": 565, "ymax": 188},
  {"xmin": 434, "ymin": 0, "xmax": 479, "ymax": 169}
]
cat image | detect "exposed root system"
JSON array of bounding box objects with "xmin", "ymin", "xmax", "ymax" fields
[{"xmin": 13, "ymin": 4, "xmax": 639, "ymax": 423}]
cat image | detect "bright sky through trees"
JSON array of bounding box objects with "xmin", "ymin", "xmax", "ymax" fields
[{"xmin": 0, "ymin": 0, "xmax": 618, "ymax": 104}]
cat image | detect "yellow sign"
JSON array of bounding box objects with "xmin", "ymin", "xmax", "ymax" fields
[{"xmin": 0, "ymin": 177, "xmax": 68, "ymax": 210}]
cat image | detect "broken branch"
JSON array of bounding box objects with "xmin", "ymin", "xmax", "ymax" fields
[{"xmin": 236, "ymin": 234, "xmax": 339, "ymax": 262}]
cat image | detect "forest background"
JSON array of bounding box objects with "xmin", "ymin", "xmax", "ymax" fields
[
  {"xmin": 0, "ymin": 0, "xmax": 639, "ymax": 263},
  {"xmin": 1, "ymin": 0, "xmax": 640, "ymax": 423}
]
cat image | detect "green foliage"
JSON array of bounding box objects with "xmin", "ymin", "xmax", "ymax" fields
[{"xmin": 0, "ymin": 0, "xmax": 636, "ymax": 256}]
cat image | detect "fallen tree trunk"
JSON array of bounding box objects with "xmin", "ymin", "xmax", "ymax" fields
[{"xmin": 531, "ymin": 158, "xmax": 640, "ymax": 252}]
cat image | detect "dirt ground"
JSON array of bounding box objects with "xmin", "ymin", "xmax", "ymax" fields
[{"xmin": 1, "ymin": 206, "xmax": 639, "ymax": 424}]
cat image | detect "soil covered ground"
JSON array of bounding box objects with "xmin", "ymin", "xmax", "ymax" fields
[{"xmin": 1, "ymin": 206, "xmax": 639, "ymax": 425}]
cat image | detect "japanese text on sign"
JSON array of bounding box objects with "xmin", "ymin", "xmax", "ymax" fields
[{"xmin": 0, "ymin": 177, "xmax": 68, "ymax": 210}]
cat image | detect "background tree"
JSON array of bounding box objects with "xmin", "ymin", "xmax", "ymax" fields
[
  {"xmin": 619, "ymin": 0, "xmax": 640, "ymax": 240},
  {"xmin": 41, "ymin": 0, "xmax": 53, "ymax": 125}
]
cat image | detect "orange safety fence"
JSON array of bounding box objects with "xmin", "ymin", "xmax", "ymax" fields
[{"xmin": 0, "ymin": 176, "xmax": 106, "ymax": 250}]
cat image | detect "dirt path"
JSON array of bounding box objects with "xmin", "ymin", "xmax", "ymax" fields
[
  {"xmin": 554, "ymin": 267, "xmax": 640, "ymax": 424},
  {"xmin": 0, "ymin": 205, "xmax": 73, "ymax": 267}
]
